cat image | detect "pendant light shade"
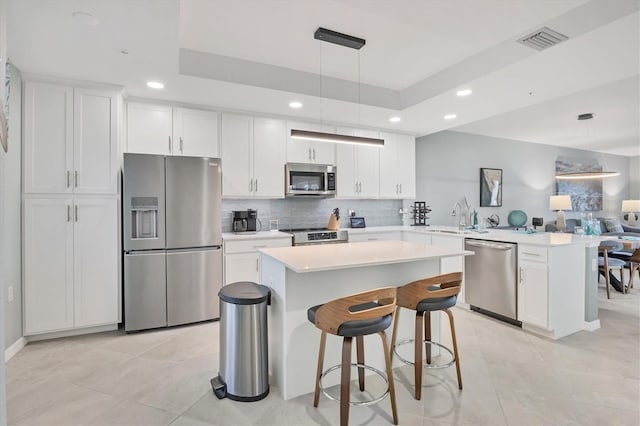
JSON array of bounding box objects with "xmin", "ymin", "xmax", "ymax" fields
[
  {"xmin": 555, "ymin": 171, "xmax": 620, "ymax": 180},
  {"xmin": 291, "ymin": 27, "xmax": 384, "ymax": 147},
  {"xmin": 555, "ymin": 113, "xmax": 618, "ymax": 180},
  {"xmin": 290, "ymin": 129, "xmax": 384, "ymax": 147}
]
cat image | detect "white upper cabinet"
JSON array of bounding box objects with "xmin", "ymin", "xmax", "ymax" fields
[
  {"xmin": 127, "ymin": 103, "xmax": 220, "ymax": 157},
  {"xmin": 286, "ymin": 121, "xmax": 336, "ymax": 164},
  {"xmin": 221, "ymin": 113, "xmax": 285, "ymax": 198},
  {"xmin": 253, "ymin": 117, "xmax": 286, "ymax": 197},
  {"xmin": 172, "ymin": 107, "xmax": 220, "ymax": 157},
  {"xmin": 379, "ymin": 132, "xmax": 416, "ymax": 199},
  {"xmin": 221, "ymin": 113, "xmax": 253, "ymax": 197},
  {"xmin": 126, "ymin": 102, "xmax": 173, "ymax": 155},
  {"xmin": 73, "ymin": 88, "xmax": 118, "ymax": 194},
  {"xmin": 335, "ymin": 127, "xmax": 379, "ymax": 198},
  {"xmin": 24, "ymin": 81, "xmax": 118, "ymax": 195}
]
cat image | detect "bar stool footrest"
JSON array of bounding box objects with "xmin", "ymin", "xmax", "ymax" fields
[
  {"xmin": 393, "ymin": 338, "xmax": 456, "ymax": 369},
  {"xmin": 319, "ymin": 363, "xmax": 390, "ymax": 407}
]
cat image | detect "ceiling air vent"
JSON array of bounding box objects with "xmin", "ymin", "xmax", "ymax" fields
[{"xmin": 517, "ymin": 26, "xmax": 568, "ymax": 51}]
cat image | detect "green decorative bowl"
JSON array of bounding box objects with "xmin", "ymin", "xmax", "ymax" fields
[{"xmin": 508, "ymin": 210, "xmax": 528, "ymax": 227}]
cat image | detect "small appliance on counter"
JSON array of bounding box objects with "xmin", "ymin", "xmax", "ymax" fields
[{"xmin": 232, "ymin": 209, "xmax": 260, "ymax": 233}]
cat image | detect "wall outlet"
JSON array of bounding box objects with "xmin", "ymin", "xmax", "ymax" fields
[{"xmin": 8, "ymin": 285, "xmax": 14, "ymax": 302}]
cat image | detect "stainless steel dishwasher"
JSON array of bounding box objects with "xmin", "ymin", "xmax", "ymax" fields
[{"xmin": 464, "ymin": 239, "xmax": 520, "ymax": 326}]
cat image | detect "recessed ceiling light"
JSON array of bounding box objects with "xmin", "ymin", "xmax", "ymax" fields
[
  {"xmin": 456, "ymin": 88, "xmax": 472, "ymax": 97},
  {"xmin": 146, "ymin": 81, "xmax": 164, "ymax": 90},
  {"xmin": 444, "ymin": 114, "xmax": 457, "ymax": 120},
  {"xmin": 72, "ymin": 11, "xmax": 98, "ymax": 26},
  {"xmin": 289, "ymin": 101, "xmax": 303, "ymax": 109},
  {"xmin": 389, "ymin": 116, "xmax": 401, "ymax": 123}
]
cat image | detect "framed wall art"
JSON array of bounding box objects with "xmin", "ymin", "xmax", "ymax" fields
[{"xmin": 480, "ymin": 168, "xmax": 502, "ymax": 207}]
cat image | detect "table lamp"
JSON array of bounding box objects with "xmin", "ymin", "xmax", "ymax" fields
[
  {"xmin": 550, "ymin": 195, "xmax": 572, "ymax": 232},
  {"xmin": 622, "ymin": 199, "xmax": 640, "ymax": 226}
]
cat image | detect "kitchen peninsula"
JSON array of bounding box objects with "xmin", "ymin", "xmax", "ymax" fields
[{"xmin": 259, "ymin": 240, "xmax": 472, "ymax": 400}]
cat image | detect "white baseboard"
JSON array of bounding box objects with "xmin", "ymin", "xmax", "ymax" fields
[
  {"xmin": 583, "ymin": 319, "xmax": 601, "ymax": 331},
  {"xmin": 25, "ymin": 324, "xmax": 118, "ymax": 342},
  {"xmin": 4, "ymin": 337, "xmax": 27, "ymax": 362}
]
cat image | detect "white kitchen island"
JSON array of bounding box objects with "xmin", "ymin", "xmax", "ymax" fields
[{"xmin": 259, "ymin": 240, "xmax": 472, "ymax": 400}]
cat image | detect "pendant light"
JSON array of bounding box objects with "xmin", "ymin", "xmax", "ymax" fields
[
  {"xmin": 290, "ymin": 28, "xmax": 384, "ymax": 147},
  {"xmin": 555, "ymin": 113, "xmax": 619, "ymax": 180}
]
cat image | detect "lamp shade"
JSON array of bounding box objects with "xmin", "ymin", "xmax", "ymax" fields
[
  {"xmin": 622, "ymin": 199, "xmax": 640, "ymax": 212},
  {"xmin": 550, "ymin": 195, "xmax": 572, "ymax": 211}
]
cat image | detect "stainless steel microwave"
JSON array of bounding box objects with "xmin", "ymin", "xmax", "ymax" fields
[{"xmin": 285, "ymin": 163, "xmax": 336, "ymax": 197}]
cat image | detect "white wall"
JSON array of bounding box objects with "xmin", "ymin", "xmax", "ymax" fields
[
  {"xmin": 630, "ymin": 156, "xmax": 640, "ymax": 199},
  {"xmin": 416, "ymin": 131, "xmax": 632, "ymax": 227},
  {"xmin": 0, "ymin": 0, "xmax": 8, "ymax": 420},
  {"xmin": 3, "ymin": 64, "xmax": 21, "ymax": 350}
]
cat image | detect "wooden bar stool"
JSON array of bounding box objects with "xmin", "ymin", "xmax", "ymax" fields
[
  {"xmin": 598, "ymin": 241, "xmax": 625, "ymax": 298},
  {"xmin": 307, "ymin": 287, "xmax": 398, "ymax": 426},
  {"xmin": 390, "ymin": 272, "xmax": 463, "ymax": 400},
  {"xmin": 625, "ymin": 248, "xmax": 640, "ymax": 292}
]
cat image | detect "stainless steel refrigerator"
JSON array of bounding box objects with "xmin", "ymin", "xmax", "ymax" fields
[{"xmin": 123, "ymin": 154, "xmax": 222, "ymax": 332}]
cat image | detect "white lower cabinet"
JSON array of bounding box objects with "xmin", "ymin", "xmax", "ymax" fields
[
  {"xmin": 24, "ymin": 197, "xmax": 118, "ymax": 335},
  {"xmin": 223, "ymin": 236, "xmax": 291, "ymax": 285},
  {"xmin": 518, "ymin": 258, "xmax": 548, "ymax": 328},
  {"xmin": 431, "ymin": 235, "xmax": 465, "ymax": 303}
]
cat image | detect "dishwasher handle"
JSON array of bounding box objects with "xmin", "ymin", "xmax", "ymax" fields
[{"xmin": 465, "ymin": 240, "xmax": 514, "ymax": 251}]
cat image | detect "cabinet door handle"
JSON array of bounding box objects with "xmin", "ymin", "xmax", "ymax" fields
[
  {"xmin": 74, "ymin": 205, "xmax": 78, "ymax": 222},
  {"xmin": 522, "ymin": 252, "xmax": 540, "ymax": 257},
  {"xmin": 399, "ymin": 183, "xmax": 402, "ymax": 194},
  {"xmin": 256, "ymin": 258, "xmax": 259, "ymax": 272},
  {"xmin": 312, "ymin": 148, "xmax": 316, "ymax": 161},
  {"xmin": 520, "ymin": 267, "xmax": 525, "ymax": 283},
  {"xmin": 249, "ymin": 179, "xmax": 253, "ymax": 192},
  {"xmin": 308, "ymin": 148, "xmax": 312, "ymax": 161},
  {"xmin": 74, "ymin": 171, "xmax": 78, "ymax": 188},
  {"xmin": 359, "ymin": 182, "xmax": 362, "ymax": 192},
  {"xmin": 168, "ymin": 136, "xmax": 172, "ymax": 152},
  {"xmin": 67, "ymin": 205, "xmax": 71, "ymax": 222},
  {"xmin": 355, "ymin": 182, "xmax": 358, "ymax": 193},
  {"xmin": 255, "ymin": 179, "xmax": 258, "ymax": 193},
  {"xmin": 180, "ymin": 137, "xmax": 183, "ymax": 153},
  {"xmin": 396, "ymin": 183, "xmax": 399, "ymax": 194},
  {"xmin": 66, "ymin": 171, "xmax": 71, "ymax": 188}
]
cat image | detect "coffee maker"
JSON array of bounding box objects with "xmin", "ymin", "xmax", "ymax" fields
[
  {"xmin": 246, "ymin": 209, "xmax": 258, "ymax": 232},
  {"xmin": 232, "ymin": 209, "xmax": 258, "ymax": 233}
]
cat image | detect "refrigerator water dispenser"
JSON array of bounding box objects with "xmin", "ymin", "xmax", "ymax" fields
[{"xmin": 131, "ymin": 197, "xmax": 159, "ymax": 239}]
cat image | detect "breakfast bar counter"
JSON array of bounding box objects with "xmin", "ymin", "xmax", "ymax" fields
[{"xmin": 259, "ymin": 240, "xmax": 472, "ymax": 400}]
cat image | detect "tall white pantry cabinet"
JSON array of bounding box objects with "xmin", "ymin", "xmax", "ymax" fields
[{"xmin": 22, "ymin": 80, "xmax": 120, "ymax": 336}]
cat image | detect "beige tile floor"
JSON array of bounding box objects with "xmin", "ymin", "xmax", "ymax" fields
[{"xmin": 6, "ymin": 279, "xmax": 640, "ymax": 426}]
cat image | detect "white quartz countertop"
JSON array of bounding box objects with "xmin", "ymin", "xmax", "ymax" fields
[
  {"xmin": 346, "ymin": 225, "xmax": 605, "ymax": 248},
  {"xmin": 222, "ymin": 231, "xmax": 292, "ymax": 241},
  {"xmin": 259, "ymin": 240, "xmax": 473, "ymax": 273}
]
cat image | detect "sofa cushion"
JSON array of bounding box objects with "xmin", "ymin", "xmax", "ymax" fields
[{"xmin": 603, "ymin": 218, "xmax": 624, "ymax": 233}]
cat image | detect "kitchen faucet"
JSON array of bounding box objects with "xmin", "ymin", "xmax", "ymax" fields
[{"xmin": 452, "ymin": 202, "xmax": 463, "ymax": 229}]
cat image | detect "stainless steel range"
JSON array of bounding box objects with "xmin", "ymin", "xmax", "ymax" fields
[{"xmin": 287, "ymin": 228, "xmax": 349, "ymax": 246}]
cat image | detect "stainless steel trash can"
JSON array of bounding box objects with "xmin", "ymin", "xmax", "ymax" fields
[{"xmin": 211, "ymin": 281, "xmax": 271, "ymax": 401}]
